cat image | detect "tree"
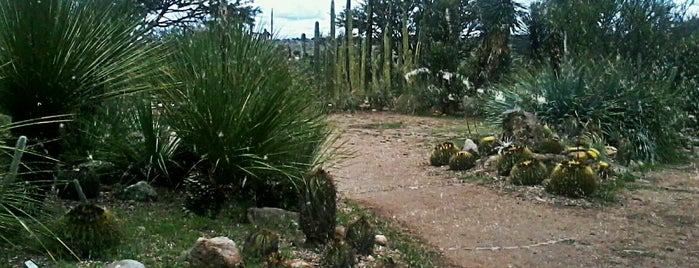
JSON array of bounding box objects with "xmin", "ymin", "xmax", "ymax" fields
[
  {"xmin": 472, "ymin": 0, "xmax": 526, "ymax": 89},
  {"xmin": 133, "ymin": 0, "xmax": 261, "ymax": 33}
]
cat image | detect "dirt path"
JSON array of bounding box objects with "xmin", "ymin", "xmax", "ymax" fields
[{"xmin": 329, "ymin": 112, "xmax": 699, "ymax": 268}]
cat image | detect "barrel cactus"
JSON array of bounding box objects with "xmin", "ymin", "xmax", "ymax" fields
[
  {"xmin": 594, "ymin": 161, "xmax": 613, "ymax": 179},
  {"xmin": 299, "ymin": 168, "xmax": 337, "ymax": 247},
  {"xmin": 496, "ymin": 145, "xmax": 534, "ymax": 176},
  {"xmin": 448, "ymin": 151, "xmax": 476, "ymax": 171},
  {"xmin": 324, "ymin": 239, "xmax": 356, "ymax": 268},
  {"xmin": 509, "ymin": 159, "xmax": 548, "ymax": 185},
  {"xmin": 182, "ymin": 174, "xmax": 225, "ymax": 218},
  {"xmin": 429, "ymin": 142, "xmax": 460, "ymax": 166},
  {"xmin": 55, "ymin": 203, "xmax": 122, "ymax": 257},
  {"xmin": 546, "ymin": 160, "xmax": 600, "ymax": 198},
  {"xmin": 566, "ymin": 146, "xmax": 601, "ymax": 164},
  {"xmin": 536, "ymin": 137, "xmax": 565, "ymax": 154},
  {"xmin": 243, "ymin": 229, "xmax": 280, "ymax": 260},
  {"xmin": 478, "ymin": 136, "xmax": 498, "ymax": 156},
  {"xmin": 345, "ymin": 216, "xmax": 375, "ymax": 256}
]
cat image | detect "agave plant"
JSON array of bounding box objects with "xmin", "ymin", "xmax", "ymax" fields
[
  {"xmin": 0, "ymin": 0, "xmax": 162, "ymax": 159},
  {"xmin": 159, "ymin": 23, "xmax": 334, "ymax": 193}
]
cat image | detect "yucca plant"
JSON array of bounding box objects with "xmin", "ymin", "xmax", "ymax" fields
[
  {"xmin": 159, "ymin": 23, "xmax": 334, "ymax": 199},
  {"xmin": 80, "ymin": 93, "xmax": 182, "ymax": 186},
  {"xmin": 0, "ymin": 0, "xmax": 162, "ymax": 159}
]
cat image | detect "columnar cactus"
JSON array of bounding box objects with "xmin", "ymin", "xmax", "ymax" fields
[{"xmin": 299, "ymin": 168, "xmax": 337, "ymax": 246}]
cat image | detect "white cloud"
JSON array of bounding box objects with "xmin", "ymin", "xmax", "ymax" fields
[{"xmin": 254, "ymin": 0, "xmax": 361, "ymax": 39}]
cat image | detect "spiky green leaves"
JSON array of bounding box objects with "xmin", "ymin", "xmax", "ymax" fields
[
  {"xmin": 546, "ymin": 160, "xmax": 599, "ymax": 198},
  {"xmin": 160, "ymin": 23, "xmax": 333, "ymax": 188},
  {"xmin": 0, "ymin": 0, "xmax": 162, "ymax": 144},
  {"xmin": 429, "ymin": 142, "xmax": 460, "ymax": 166}
]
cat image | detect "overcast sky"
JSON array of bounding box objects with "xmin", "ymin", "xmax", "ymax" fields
[{"xmin": 253, "ymin": 0, "xmax": 699, "ymax": 39}]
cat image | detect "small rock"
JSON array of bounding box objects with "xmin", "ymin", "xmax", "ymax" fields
[
  {"xmin": 605, "ymin": 146, "xmax": 618, "ymax": 157},
  {"xmin": 115, "ymin": 181, "xmax": 158, "ymax": 202},
  {"xmin": 247, "ymin": 207, "xmax": 299, "ymax": 231},
  {"xmin": 374, "ymin": 235, "xmax": 388, "ymax": 246},
  {"xmin": 462, "ymin": 138, "xmax": 479, "ymax": 156},
  {"xmin": 188, "ymin": 237, "xmax": 242, "ymax": 268},
  {"xmin": 284, "ymin": 259, "xmax": 315, "ymax": 268},
  {"xmin": 23, "ymin": 260, "xmax": 38, "ymax": 268},
  {"xmin": 106, "ymin": 259, "xmax": 146, "ymax": 268},
  {"xmin": 334, "ymin": 225, "xmax": 346, "ymax": 240}
]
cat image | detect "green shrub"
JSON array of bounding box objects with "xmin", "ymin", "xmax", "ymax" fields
[
  {"xmin": 159, "ymin": 23, "xmax": 333, "ymax": 197},
  {"xmin": 0, "ymin": 0, "xmax": 161, "ymax": 157},
  {"xmin": 485, "ymin": 60, "xmax": 685, "ymax": 164}
]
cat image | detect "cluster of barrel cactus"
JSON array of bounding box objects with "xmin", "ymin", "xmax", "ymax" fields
[{"xmin": 494, "ymin": 130, "xmax": 611, "ymax": 198}]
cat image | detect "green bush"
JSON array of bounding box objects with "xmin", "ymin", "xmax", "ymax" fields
[
  {"xmin": 159, "ymin": 23, "xmax": 333, "ymax": 195},
  {"xmin": 485, "ymin": 60, "xmax": 686, "ymax": 164},
  {"xmin": 0, "ymin": 0, "xmax": 161, "ymax": 158}
]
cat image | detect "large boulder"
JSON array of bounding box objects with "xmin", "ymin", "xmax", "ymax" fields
[
  {"xmin": 247, "ymin": 207, "xmax": 299, "ymax": 231},
  {"xmin": 501, "ymin": 108, "xmax": 546, "ymax": 148},
  {"xmin": 115, "ymin": 181, "xmax": 158, "ymax": 202},
  {"xmin": 188, "ymin": 237, "xmax": 242, "ymax": 268}
]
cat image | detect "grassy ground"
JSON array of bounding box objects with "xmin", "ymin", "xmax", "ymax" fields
[{"xmin": 1, "ymin": 188, "xmax": 444, "ymax": 267}]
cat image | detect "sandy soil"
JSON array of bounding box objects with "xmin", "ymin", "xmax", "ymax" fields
[{"xmin": 328, "ymin": 112, "xmax": 699, "ymax": 268}]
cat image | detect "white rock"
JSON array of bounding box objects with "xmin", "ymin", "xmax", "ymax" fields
[
  {"xmin": 374, "ymin": 234, "xmax": 388, "ymax": 246},
  {"xmin": 106, "ymin": 259, "xmax": 146, "ymax": 268}
]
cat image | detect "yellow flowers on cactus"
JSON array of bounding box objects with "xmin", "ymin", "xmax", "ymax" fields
[
  {"xmin": 496, "ymin": 145, "xmax": 534, "ymax": 176},
  {"xmin": 449, "ymin": 151, "xmax": 476, "ymax": 171},
  {"xmin": 478, "ymin": 136, "xmax": 498, "ymax": 156},
  {"xmin": 546, "ymin": 160, "xmax": 600, "ymax": 198},
  {"xmin": 429, "ymin": 142, "xmax": 460, "ymax": 166},
  {"xmin": 509, "ymin": 159, "xmax": 548, "ymax": 185}
]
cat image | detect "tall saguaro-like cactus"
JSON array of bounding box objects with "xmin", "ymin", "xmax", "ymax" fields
[
  {"xmin": 344, "ymin": 0, "xmax": 353, "ymax": 94},
  {"xmin": 327, "ymin": 0, "xmax": 337, "ymax": 100},
  {"xmin": 314, "ymin": 21, "xmax": 321, "ymax": 73},
  {"xmin": 361, "ymin": 0, "xmax": 373, "ymax": 97}
]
